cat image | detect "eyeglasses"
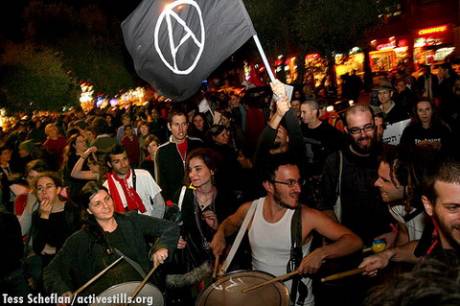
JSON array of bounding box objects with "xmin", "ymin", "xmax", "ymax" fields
[
  {"xmin": 36, "ymin": 184, "xmax": 56, "ymax": 193},
  {"xmin": 271, "ymin": 179, "xmax": 306, "ymax": 187},
  {"xmin": 348, "ymin": 124, "xmax": 375, "ymax": 135}
]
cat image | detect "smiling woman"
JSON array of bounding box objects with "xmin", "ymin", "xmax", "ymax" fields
[
  {"xmin": 163, "ymin": 148, "xmax": 241, "ymax": 303},
  {"xmin": 43, "ymin": 181, "xmax": 180, "ymax": 300}
]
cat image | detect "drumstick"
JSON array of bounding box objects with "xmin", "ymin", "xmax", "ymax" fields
[
  {"xmin": 320, "ymin": 267, "xmax": 364, "ymax": 282},
  {"xmin": 212, "ymin": 255, "xmax": 220, "ymax": 279},
  {"xmin": 241, "ymin": 270, "xmax": 300, "ymax": 293},
  {"xmin": 130, "ymin": 262, "xmax": 160, "ymax": 301},
  {"xmin": 71, "ymin": 256, "xmax": 124, "ymax": 304}
]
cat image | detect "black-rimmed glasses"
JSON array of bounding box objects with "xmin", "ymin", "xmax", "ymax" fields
[
  {"xmin": 348, "ymin": 124, "xmax": 375, "ymax": 135},
  {"xmin": 271, "ymin": 179, "xmax": 306, "ymax": 187}
]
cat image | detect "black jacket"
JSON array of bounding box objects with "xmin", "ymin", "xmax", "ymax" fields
[
  {"xmin": 319, "ymin": 147, "xmax": 392, "ymax": 245},
  {"xmin": 155, "ymin": 137, "xmax": 203, "ymax": 201}
]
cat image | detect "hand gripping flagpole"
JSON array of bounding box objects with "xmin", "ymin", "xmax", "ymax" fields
[{"xmin": 252, "ymin": 35, "xmax": 276, "ymax": 83}]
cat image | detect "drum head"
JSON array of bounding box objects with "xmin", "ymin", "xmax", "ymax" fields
[
  {"xmin": 90, "ymin": 281, "xmax": 164, "ymax": 306},
  {"xmin": 196, "ymin": 270, "xmax": 289, "ymax": 306}
]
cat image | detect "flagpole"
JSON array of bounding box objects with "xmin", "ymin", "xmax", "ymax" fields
[{"xmin": 252, "ymin": 34, "xmax": 276, "ymax": 83}]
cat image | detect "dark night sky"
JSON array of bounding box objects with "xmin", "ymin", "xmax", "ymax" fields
[{"xmin": 0, "ymin": 0, "xmax": 144, "ymax": 41}]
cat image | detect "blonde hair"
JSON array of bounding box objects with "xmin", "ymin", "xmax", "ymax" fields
[{"xmin": 44, "ymin": 123, "xmax": 58, "ymax": 136}]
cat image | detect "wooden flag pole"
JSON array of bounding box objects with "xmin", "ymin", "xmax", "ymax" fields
[{"xmin": 253, "ymin": 35, "xmax": 276, "ymax": 83}]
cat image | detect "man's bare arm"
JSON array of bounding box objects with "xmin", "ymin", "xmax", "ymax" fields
[{"xmin": 210, "ymin": 202, "xmax": 251, "ymax": 257}]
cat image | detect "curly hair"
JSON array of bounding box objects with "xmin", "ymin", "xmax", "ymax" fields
[{"xmin": 366, "ymin": 254, "xmax": 460, "ymax": 306}]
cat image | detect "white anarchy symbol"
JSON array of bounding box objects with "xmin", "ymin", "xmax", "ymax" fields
[{"xmin": 154, "ymin": 0, "xmax": 205, "ymax": 75}]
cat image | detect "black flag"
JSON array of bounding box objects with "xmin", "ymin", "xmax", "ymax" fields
[{"xmin": 122, "ymin": 0, "xmax": 256, "ymax": 101}]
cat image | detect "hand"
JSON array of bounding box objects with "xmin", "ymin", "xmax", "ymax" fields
[
  {"xmin": 297, "ymin": 248, "xmax": 325, "ymax": 275},
  {"xmin": 275, "ymin": 96, "xmax": 290, "ymax": 117},
  {"xmin": 358, "ymin": 250, "xmax": 394, "ymax": 276},
  {"xmin": 177, "ymin": 236, "xmax": 187, "ymax": 249},
  {"xmin": 82, "ymin": 146, "xmax": 97, "ymax": 159},
  {"xmin": 237, "ymin": 151, "xmax": 253, "ymax": 169},
  {"xmin": 210, "ymin": 230, "xmax": 226, "ymax": 258},
  {"xmin": 375, "ymin": 224, "xmax": 398, "ymax": 249},
  {"xmin": 39, "ymin": 199, "xmax": 53, "ymax": 219},
  {"xmin": 152, "ymin": 248, "xmax": 168, "ymax": 267},
  {"xmin": 270, "ymin": 79, "xmax": 287, "ymax": 100},
  {"xmin": 202, "ymin": 210, "xmax": 218, "ymax": 230}
]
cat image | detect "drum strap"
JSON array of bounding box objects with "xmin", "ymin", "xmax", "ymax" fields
[
  {"xmin": 220, "ymin": 200, "xmax": 258, "ymax": 274},
  {"xmin": 113, "ymin": 248, "xmax": 146, "ymax": 278}
]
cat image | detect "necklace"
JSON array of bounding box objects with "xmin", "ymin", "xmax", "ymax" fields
[{"xmin": 195, "ymin": 187, "xmax": 215, "ymax": 210}]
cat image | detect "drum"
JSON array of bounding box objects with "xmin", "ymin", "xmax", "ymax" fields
[
  {"xmin": 90, "ymin": 281, "xmax": 164, "ymax": 306},
  {"xmin": 196, "ymin": 270, "xmax": 289, "ymax": 306}
]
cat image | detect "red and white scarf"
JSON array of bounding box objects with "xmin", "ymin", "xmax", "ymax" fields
[{"xmin": 106, "ymin": 170, "xmax": 146, "ymax": 213}]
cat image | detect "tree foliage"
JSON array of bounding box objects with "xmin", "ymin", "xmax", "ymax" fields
[
  {"xmin": 0, "ymin": 43, "xmax": 79, "ymax": 111},
  {"xmin": 23, "ymin": 1, "xmax": 137, "ymax": 95},
  {"xmin": 244, "ymin": 0, "xmax": 298, "ymax": 57},
  {"xmin": 56, "ymin": 34, "xmax": 136, "ymax": 97},
  {"xmin": 293, "ymin": 0, "xmax": 380, "ymax": 55},
  {"xmin": 243, "ymin": 0, "xmax": 380, "ymax": 57},
  {"xmin": 0, "ymin": 0, "xmax": 138, "ymax": 110}
]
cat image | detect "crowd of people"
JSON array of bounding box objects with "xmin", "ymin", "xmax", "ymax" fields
[{"xmin": 1, "ymin": 61, "xmax": 460, "ymax": 306}]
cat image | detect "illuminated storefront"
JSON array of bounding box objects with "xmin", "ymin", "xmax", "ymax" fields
[
  {"xmin": 369, "ymin": 36, "xmax": 410, "ymax": 72},
  {"xmin": 335, "ymin": 47, "xmax": 365, "ymax": 87},
  {"xmin": 304, "ymin": 53, "xmax": 328, "ymax": 88},
  {"xmin": 413, "ymin": 24, "xmax": 455, "ymax": 69}
]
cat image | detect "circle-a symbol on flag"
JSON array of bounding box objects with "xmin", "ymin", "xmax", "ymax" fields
[{"xmin": 154, "ymin": 0, "xmax": 205, "ymax": 75}]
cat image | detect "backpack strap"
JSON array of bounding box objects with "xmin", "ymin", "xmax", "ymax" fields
[
  {"xmin": 403, "ymin": 207, "xmax": 424, "ymax": 222},
  {"xmin": 289, "ymin": 206, "xmax": 303, "ymax": 304},
  {"xmin": 334, "ymin": 150, "xmax": 343, "ymax": 222}
]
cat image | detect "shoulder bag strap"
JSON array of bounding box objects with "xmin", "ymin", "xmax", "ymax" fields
[{"xmin": 178, "ymin": 186, "xmax": 187, "ymax": 211}]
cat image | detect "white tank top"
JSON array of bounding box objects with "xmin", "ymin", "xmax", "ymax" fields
[{"xmin": 248, "ymin": 197, "xmax": 314, "ymax": 306}]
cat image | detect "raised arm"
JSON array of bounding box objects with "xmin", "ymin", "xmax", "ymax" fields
[{"xmin": 70, "ymin": 147, "xmax": 98, "ymax": 180}]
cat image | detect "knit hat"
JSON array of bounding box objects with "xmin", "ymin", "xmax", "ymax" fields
[{"xmin": 19, "ymin": 140, "xmax": 35, "ymax": 154}]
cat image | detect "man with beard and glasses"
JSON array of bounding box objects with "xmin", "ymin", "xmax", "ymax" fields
[
  {"xmin": 316, "ymin": 104, "xmax": 393, "ymax": 306},
  {"xmin": 319, "ymin": 103, "xmax": 392, "ymax": 245},
  {"xmin": 210, "ymin": 155, "xmax": 362, "ymax": 306}
]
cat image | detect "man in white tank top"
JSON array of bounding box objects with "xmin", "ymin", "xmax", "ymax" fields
[{"xmin": 211, "ymin": 157, "xmax": 363, "ymax": 306}]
